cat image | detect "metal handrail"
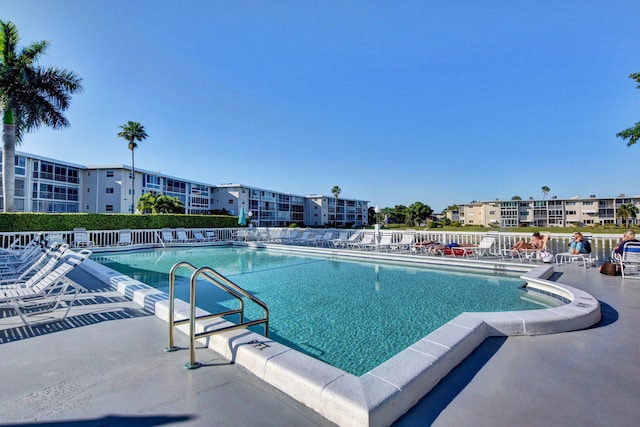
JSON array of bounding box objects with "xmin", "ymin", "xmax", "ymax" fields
[{"xmin": 164, "ymin": 261, "xmax": 269, "ymax": 369}]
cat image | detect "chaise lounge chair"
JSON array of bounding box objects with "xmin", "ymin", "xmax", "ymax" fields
[
  {"xmin": 0, "ymin": 249, "xmax": 91, "ymax": 325},
  {"xmin": 72, "ymin": 227, "xmax": 94, "ymax": 248}
]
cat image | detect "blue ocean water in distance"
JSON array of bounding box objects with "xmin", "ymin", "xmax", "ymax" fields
[{"xmin": 94, "ymin": 247, "xmax": 560, "ymax": 376}]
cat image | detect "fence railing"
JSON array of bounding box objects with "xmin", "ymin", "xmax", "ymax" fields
[{"xmin": 0, "ymin": 227, "xmax": 626, "ymax": 262}]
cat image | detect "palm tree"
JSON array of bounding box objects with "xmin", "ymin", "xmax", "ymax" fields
[
  {"xmin": 616, "ymin": 203, "xmax": 639, "ymax": 227},
  {"xmin": 0, "ymin": 21, "xmax": 83, "ymax": 212},
  {"xmin": 331, "ymin": 185, "xmax": 341, "ymax": 226},
  {"xmin": 541, "ymin": 186, "xmax": 550, "ymax": 199},
  {"xmin": 616, "ymin": 72, "xmax": 640, "ymax": 147},
  {"xmin": 117, "ymin": 121, "xmax": 148, "ymax": 213}
]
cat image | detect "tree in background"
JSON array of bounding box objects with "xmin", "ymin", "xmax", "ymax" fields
[
  {"xmin": 511, "ymin": 195, "xmax": 522, "ymax": 200},
  {"xmin": 0, "ymin": 21, "xmax": 83, "ymax": 212},
  {"xmin": 118, "ymin": 121, "xmax": 148, "ymax": 214},
  {"xmin": 136, "ymin": 192, "xmax": 184, "ymax": 214},
  {"xmin": 541, "ymin": 186, "xmax": 550, "ymax": 199},
  {"xmin": 405, "ymin": 201, "xmax": 433, "ymax": 226},
  {"xmin": 615, "ymin": 202, "xmax": 639, "ymax": 227},
  {"xmin": 616, "ymin": 72, "xmax": 640, "ymax": 147},
  {"xmin": 331, "ymin": 185, "xmax": 341, "ymax": 226}
]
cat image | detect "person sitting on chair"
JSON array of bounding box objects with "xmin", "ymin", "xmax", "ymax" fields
[
  {"xmin": 512, "ymin": 231, "xmax": 544, "ymax": 250},
  {"xmin": 569, "ymin": 232, "xmax": 588, "ymax": 254},
  {"xmin": 613, "ymin": 230, "xmax": 639, "ymax": 256}
]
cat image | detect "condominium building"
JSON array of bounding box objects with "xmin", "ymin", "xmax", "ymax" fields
[
  {"xmin": 213, "ymin": 185, "xmax": 369, "ymax": 228},
  {"xmin": 1, "ymin": 151, "xmax": 369, "ymax": 226},
  {"xmin": 449, "ymin": 196, "xmax": 640, "ymax": 228}
]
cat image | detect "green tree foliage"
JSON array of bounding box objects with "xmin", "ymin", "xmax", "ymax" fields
[
  {"xmin": 616, "ymin": 72, "xmax": 640, "ymax": 147},
  {"xmin": 512, "ymin": 195, "xmax": 522, "ymax": 200},
  {"xmin": 405, "ymin": 202, "xmax": 433, "ymax": 226},
  {"xmin": 0, "ymin": 21, "xmax": 82, "ymax": 211},
  {"xmin": 541, "ymin": 186, "xmax": 550, "ymax": 199},
  {"xmin": 616, "ymin": 202, "xmax": 639, "ymax": 227},
  {"xmin": 136, "ymin": 193, "xmax": 184, "ymax": 214}
]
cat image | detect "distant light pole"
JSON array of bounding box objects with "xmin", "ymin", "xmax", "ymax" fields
[{"xmin": 248, "ymin": 211, "xmax": 253, "ymax": 227}]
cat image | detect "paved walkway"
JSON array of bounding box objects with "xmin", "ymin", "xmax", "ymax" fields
[{"xmin": 0, "ymin": 262, "xmax": 638, "ymax": 426}]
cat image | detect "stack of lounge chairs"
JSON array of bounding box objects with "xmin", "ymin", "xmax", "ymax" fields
[{"xmin": 0, "ymin": 242, "xmax": 91, "ymax": 325}]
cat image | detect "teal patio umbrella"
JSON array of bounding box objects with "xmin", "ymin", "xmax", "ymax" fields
[{"xmin": 238, "ymin": 206, "xmax": 247, "ymax": 226}]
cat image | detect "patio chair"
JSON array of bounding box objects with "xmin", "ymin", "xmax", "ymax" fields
[
  {"xmin": 0, "ymin": 249, "xmax": 91, "ymax": 325},
  {"xmin": 313, "ymin": 231, "xmax": 335, "ymax": 247},
  {"xmin": 72, "ymin": 228, "xmax": 94, "ymax": 248},
  {"xmin": 374, "ymin": 233, "xmax": 394, "ymax": 252},
  {"xmin": 616, "ymin": 241, "xmax": 640, "ymax": 279},
  {"xmin": 349, "ymin": 232, "xmax": 377, "ymax": 250},
  {"xmin": 118, "ymin": 230, "xmax": 133, "ymax": 246},
  {"xmin": 176, "ymin": 228, "xmax": 195, "ymax": 242},
  {"xmin": 290, "ymin": 230, "xmax": 312, "ymax": 245},
  {"xmin": 0, "ymin": 243, "xmax": 69, "ymax": 284},
  {"xmin": 390, "ymin": 232, "xmax": 415, "ymax": 252},
  {"xmin": 555, "ymin": 234, "xmax": 595, "ymax": 267},
  {"xmin": 192, "ymin": 230, "xmax": 206, "ymax": 242},
  {"xmin": 204, "ymin": 230, "xmax": 219, "ymax": 241},
  {"xmin": 330, "ymin": 231, "xmax": 351, "ymax": 247},
  {"xmin": 161, "ymin": 229, "xmax": 178, "ymax": 243}
]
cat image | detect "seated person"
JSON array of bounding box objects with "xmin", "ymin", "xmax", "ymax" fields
[
  {"xmin": 613, "ymin": 230, "xmax": 639, "ymax": 256},
  {"xmin": 569, "ymin": 232, "xmax": 588, "ymax": 254},
  {"xmin": 512, "ymin": 231, "xmax": 544, "ymax": 250}
]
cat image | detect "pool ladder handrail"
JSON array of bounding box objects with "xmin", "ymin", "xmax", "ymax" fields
[{"xmin": 165, "ymin": 261, "xmax": 269, "ymax": 369}]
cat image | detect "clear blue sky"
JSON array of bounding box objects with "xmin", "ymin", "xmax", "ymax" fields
[{"xmin": 4, "ymin": 0, "xmax": 639, "ymax": 211}]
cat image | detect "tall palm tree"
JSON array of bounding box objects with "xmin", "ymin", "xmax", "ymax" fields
[
  {"xmin": 117, "ymin": 121, "xmax": 148, "ymax": 213},
  {"xmin": 0, "ymin": 21, "xmax": 83, "ymax": 212},
  {"xmin": 541, "ymin": 186, "xmax": 550, "ymax": 199},
  {"xmin": 331, "ymin": 185, "xmax": 341, "ymax": 227}
]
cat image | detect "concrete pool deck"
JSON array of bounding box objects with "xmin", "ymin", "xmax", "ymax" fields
[{"xmin": 0, "ymin": 257, "xmax": 638, "ymax": 426}]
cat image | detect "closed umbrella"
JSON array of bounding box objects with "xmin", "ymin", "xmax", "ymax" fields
[{"xmin": 238, "ymin": 206, "xmax": 247, "ymax": 226}]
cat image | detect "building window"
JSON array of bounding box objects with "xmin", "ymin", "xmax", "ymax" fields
[
  {"xmin": 228, "ymin": 199, "xmax": 234, "ymax": 204},
  {"xmin": 106, "ymin": 170, "xmax": 114, "ymax": 177},
  {"xmin": 106, "ymin": 188, "xmax": 114, "ymax": 194},
  {"xmin": 105, "ymin": 205, "xmax": 114, "ymax": 212}
]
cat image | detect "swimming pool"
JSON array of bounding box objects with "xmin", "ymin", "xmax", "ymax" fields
[{"xmin": 94, "ymin": 246, "xmax": 561, "ymax": 375}]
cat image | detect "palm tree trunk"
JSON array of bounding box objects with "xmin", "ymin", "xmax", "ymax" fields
[
  {"xmin": 131, "ymin": 149, "xmax": 135, "ymax": 214},
  {"xmin": 2, "ymin": 123, "xmax": 16, "ymax": 212}
]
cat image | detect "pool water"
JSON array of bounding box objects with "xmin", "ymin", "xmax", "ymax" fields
[{"xmin": 94, "ymin": 247, "xmax": 560, "ymax": 376}]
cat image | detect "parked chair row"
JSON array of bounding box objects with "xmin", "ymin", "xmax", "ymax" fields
[{"xmin": 0, "ymin": 247, "xmax": 92, "ymax": 325}]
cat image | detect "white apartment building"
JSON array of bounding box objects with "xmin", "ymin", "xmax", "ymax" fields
[
  {"xmin": 1, "ymin": 151, "xmax": 369, "ymax": 227},
  {"xmin": 213, "ymin": 185, "xmax": 369, "ymax": 228},
  {"xmin": 450, "ymin": 195, "xmax": 640, "ymax": 228}
]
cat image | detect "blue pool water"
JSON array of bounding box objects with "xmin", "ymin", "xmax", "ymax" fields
[{"xmin": 94, "ymin": 246, "xmax": 560, "ymax": 375}]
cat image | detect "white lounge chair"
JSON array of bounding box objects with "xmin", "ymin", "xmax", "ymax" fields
[
  {"xmin": 204, "ymin": 230, "xmax": 219, "ymax": 241},
  {"xmin": 330, "ymin": 231, "xmax": 351, "ymax": 247},
  {"xmin": 349, "ymin": 232, "xmax": 376, "ymax": 250},
  {"xmin": 161, "ymin": 229, "xmax": 178, "ymax": 243},
  {"xmin": 192, "ymin": 230, "xmax": 206, "ymax": 242},
  {"xmin": 374, "ymin": 233, "xmax": 394, "ymax": 252},
  {"xmin": 616, "ymin": 241, "xmax": 640, "ymax": 279},
  {"xmin": 390, "ymin": 232, "xmax": 415, "ymax": 252},
  {"xmin": 312, "ymin": 231, "xmax": 334, "ymax": 247},
  {"xmin": 555, "ymin": 234, "xmax": 595, "ymax": 267},
  {"xmin": 0, "ymin": 249, "xmax": 91, "ymax": 325},
  {"xmin": 175, "ymin": 228, "xmax": 194, "ymax": 242},
  {"xmin": 463, "ymin": 232, "xmax": 499, "ymax": 258},
  {"xmin": 0, "ymin": 243, "xmax": 68, "ymax": 284},
  {"xmin": 72, "ymin": 227, "xmax": 94, "ymax": 248},
  {"xmin": 334, "ymin": 231, "xmax": 362, "ymax": 248},
  {"xmin": 118, "ymin": 230, "xmax": 133, "ymax": 246}
]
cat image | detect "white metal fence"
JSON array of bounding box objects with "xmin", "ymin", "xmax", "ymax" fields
[{"xmin": 0, "ymin": 227, "xmax": 626, "ymax": 262}]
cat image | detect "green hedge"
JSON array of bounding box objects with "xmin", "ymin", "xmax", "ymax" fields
[{"xmin": 0, "ymin": 213, "xmax": 238, "ymax": 232}]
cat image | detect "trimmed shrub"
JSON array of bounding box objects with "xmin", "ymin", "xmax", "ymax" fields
[{"xmin": 0, "ymin": 213, "xmax": 237, "ymax": 232}]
